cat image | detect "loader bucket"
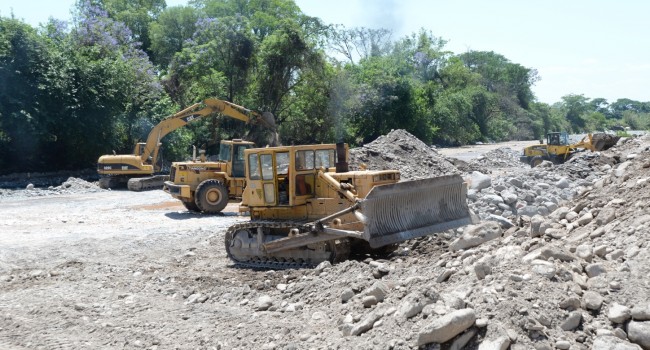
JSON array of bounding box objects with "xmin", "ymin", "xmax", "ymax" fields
[
  {"xmin": 357, "ymin": 174, "xmax": 477, "ymax": 248},
  {"xmin": 591, "ymin": 133, "xmax": 620, "ymax": 151}
]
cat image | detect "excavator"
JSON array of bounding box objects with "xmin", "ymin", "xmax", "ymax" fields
[
  {"xmin": 97, "ymin": 98, "xmax": 275, "ymax": 191},
  {"xmin": 224, "ymin": 142, "xmax": 478, "ymax": 269},
  {"xmin": 520, "ymin": 131, "xmax": 620, "ymax": 167}
]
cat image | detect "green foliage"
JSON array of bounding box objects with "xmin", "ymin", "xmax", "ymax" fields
[{"xmin": 2, "ymin": 1, "xmax": 649, "ymax": 175}]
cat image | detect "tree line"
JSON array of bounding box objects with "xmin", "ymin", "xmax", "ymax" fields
[{"xmin": 1, "ymin": 0, "xmax": 649, "ymax": 174}]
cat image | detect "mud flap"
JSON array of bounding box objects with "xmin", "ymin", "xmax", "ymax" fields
[{"xmin": 357, "ymin": 174, "xmax": 478, "ymax": 248}]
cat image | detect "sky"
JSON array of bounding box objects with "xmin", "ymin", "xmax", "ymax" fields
[{"xmin": 1, "ymin": 0, "xmax": 648, "ymax": 104}]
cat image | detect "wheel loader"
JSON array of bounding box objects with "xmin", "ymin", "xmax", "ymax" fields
[
  {"xmin": 224, "ymin": 142, "xmax": 478, "ymax": 269},
  {"xmin": 97, "ymin": 98, "xmax": 275, "ymax": 191},
  {"xmin": 520, "ymin": 132, "xmax": 620, "ymax": 168},
  {"xmin": 163, "ymin": 139, "xmax": 254, "ymax": 213}
]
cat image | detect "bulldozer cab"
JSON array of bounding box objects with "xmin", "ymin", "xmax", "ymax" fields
[
  {"xmin": 243, "ymin": 145, "xmax": 338, "ymax": 207},
  {"xmin": 547, "ymin": 132, "xmax": 569, "ymax": 146},
  {"xmin": 219, "ymin": 139, "xmax": 254, "ymax": 178}
]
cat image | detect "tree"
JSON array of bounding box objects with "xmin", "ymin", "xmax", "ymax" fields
[
  {"xmin": 149, "ymin": 5, "xmax": 199, "ymax": 67},
  {"xmin": 561, "ymin": 94, "xmax": 589, "ymax": 131},
  {"xmin": 101, "ymin": 0, "xmax": 166, "ymax": 57}
]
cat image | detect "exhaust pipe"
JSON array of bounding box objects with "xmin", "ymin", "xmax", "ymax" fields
[{"xmin": 336, "ymin": 142, "xmax": 348, "ymax": 173}]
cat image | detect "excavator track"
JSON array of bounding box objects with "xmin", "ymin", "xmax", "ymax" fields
[{"xmin": 224, "ymin": 221, "xmax": 350, "ymax": 270}]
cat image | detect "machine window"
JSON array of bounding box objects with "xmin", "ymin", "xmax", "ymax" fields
[
  {"xmin": 248, "ymin": 154, "xmax": 260, "ymax": 180},
  {"xmin": 315, "ymin": 149, "xmax": 336, "ymax": 168},
  {"xmin": 219, "ymin": 143, "xmax": 232, "ymax": 161},
  {"xmin": 295, "ymin": 150, "xmax": 315, "ymax": 170},
  {"xmin": 276, "ymin": 152, "xmax": 289, "ymax": 175},
  {"xmin": 261, "ymin": 154, "xmax": 274, "ymax": 180}
]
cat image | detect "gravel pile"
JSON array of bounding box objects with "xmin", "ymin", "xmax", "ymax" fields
[
  {"xmin": 349, "ymin": 129, "xmax": 460, "ymax": 180},
  {"xmin": 0, "ymin": 177, "xmax": 105, "ymax": 198}
]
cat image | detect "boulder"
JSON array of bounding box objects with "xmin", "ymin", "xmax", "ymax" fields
[{"xmin": 450, "ymin": 222, "xmax": 502, "ymax": 251}]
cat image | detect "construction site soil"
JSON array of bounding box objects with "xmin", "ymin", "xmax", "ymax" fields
[{"xmin": 1, "ymin": 130, "xmax": 649, "ymax": 350}]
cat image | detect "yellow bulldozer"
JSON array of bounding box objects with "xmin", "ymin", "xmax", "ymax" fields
[
  {"xmin": 97, "ymin": 98, "xmax": 274, "ymax": 191},
  {"xmin": 224, "ymin": 142, "xmax": 477, "ymax": 268},
  {"xmin": 520, "ymin": 132, "xmax": 620, "ymax": 168}
]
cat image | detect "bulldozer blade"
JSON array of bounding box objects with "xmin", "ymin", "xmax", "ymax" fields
[{"xmin": 358, "ymin": 174, "xmax": 477, "ymax": 248}]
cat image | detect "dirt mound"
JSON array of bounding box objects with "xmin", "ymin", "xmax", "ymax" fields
[
  {"xmin": 349, "ymin": 129, "xmax": 459, "ymax": 180},
  {"xmin": 465, "ymin": 147, "xmax": 523, "ymax": 172},
  {"xmin": 0, "ymin": 176, "xmax": 105, "ymax": 198}
]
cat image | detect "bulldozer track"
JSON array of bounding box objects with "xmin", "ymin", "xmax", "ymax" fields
[{"xmin": 224, "ymin": 221, "xmax": 350, "ymax": 270}]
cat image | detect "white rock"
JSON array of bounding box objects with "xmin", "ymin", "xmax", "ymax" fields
[
  {"xmin": 417, "ymin": 308, "xmax": 476, "ymax": 345},
  {"xmin": 628, "ymin": 321, "xmax": 650, "ymax": 349},
  {"xmin": 477, "ymin": 336, "xmax": 510, "ymax": 350},
  {"xmin": 470, "ymin": 172, "xmax": 492, "ymax": 191},
  {"xmin": 608, "ymin": 303, "xmax": 631, "ymax": 323},
  {"xmin": 450, "ymin": 222, "xmax": 502, "ymax": 251}
]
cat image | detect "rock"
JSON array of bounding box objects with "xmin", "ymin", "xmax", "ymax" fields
[
  {"xmin": 628, "ymin": 321, "xmax": 650, "ymax": 349},
  {"xmin": 632, "ymin": 304, "xmax": 650, "ymax": 321},
  {"xmin": 364, "ymin": 281, "xmax": 388, "ymax": 302},
  {"xmin": 530, "ymin": 215, "xmax": 547, "ymax": 237},
  {"xmin": 488, "ymin": 214, "xmax": 514, "ymax": 229},
  {"xmin": 341, "ymin": 288, "xmax": 354, "ymax": 303},
  {"xmin": 470, "ymin": 171, "xmax": 492, "ymax": 191},
  {"xmin": 395, "ymin": 292, "xmax": 431, "ymax": 320},
  {"xmin": 449, "ymin": 222, "xmax": 502, "ymax": 251},
  {"xmin": 474, "ymin": 261, "xmax": 492, "ymax": 280},
  {"xmin": 350, "ymin": 312, "xmax": 383, "ymax": 336},
  {"xmin": 555, "ymin": 340, "xmax": 571, "ymax": 349},
  {"xmin": 559, "ymin": 297, "xmax": 581, "ymax": 310},
  {"xmin": 450, "ymin": 329, "xmax": 477, "ymax": 350},
  {"xmin": 531, "ymin": 260, "xmax": 556, "ymax": 279},
  {"xmin": 585, "ymin": 263, "xmax": 607, "ymax": 278},
  {"xmin": 315, "ymin": 261, "xmax": 331, "ymax": 271},
  {"xmin": 362, "ymin": 295, "xmax": 378, "ymax": 308},
  {"xmin": 540, "ymin": 247, "xmax": 575, "ymax": 262},
  {"xmin": 256, "ymin": 295, "xmax": 273, "ymax": 311},
  {"xmin": 565, "ymin": 211, "xmax": 579, "ymax": 222},
  {"xmin": 556, "ymin": 177, "xmax": 570, "ymax": 189},
  {"xmin": 417, "ymin": 308, "xmax": 476, "ymax": 345},
  {"xmin": 576, "ymin": 212, "xmax": 594, "ymax": 226},
  {"xmin": 500, "ymin": 191, "xmax": 517, "ymax": 204},
  {"xmin": 484, "ymin": 194, "xmax": 505, "ymax": 205},
  {"xmin": 596, "ymin": 207, "xmax": 617, "ymax": 226},
  {"xmin": 561, "ymin": 311, "xmax": 582, "ymax": 331},
  {"xmin": 608, "ymin": 303, "xmax": 632, "ymax": 323},
  {"xmin": 508, "ymin": 178, "xmax": 523, "ymax": 188},
  {"xmin": 592, "ymin": 336, "xmax": 642, "ymax": 350},
  {"xmin": 478, "ymin": 336, "xmax": 510, "ymax": 350},
  {"xmin": 583, "ymin": 291, "xmax": 604, "ymax": 311},
  {"xmin": 575, "ymin": 244, "xmax": 594, "ymax": 262},
  {"xmin": 26, "ymin": 183, "xmax": 34, "ymax": 190}
]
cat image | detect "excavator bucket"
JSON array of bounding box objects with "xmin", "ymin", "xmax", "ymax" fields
[
  {"xmin": 591, "ymin": 133, "xmax": 620, "ymax": 151},
  {"xmin": 357, "ymin": 174, "xmax": 477, "ymax": 248}
]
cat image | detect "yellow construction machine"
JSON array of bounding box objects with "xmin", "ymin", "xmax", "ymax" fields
[
  {"xmin": 97, "ymin": 98, "xmax": 274, "ymax": 191},
  {"xmin": 163, "ymin": 139, "xmax": 255, "ymax": 213},
  {"xmin": 224, "ymin": 142, "xmax": 477, "ymax": 268},
  {"xmin": 520, "ymin": 132, "xmax": 619, "ymax": 168}
]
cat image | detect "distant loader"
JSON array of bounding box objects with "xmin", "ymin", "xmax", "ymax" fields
[{"xmin": 520, "ymin": 132, "xmax": 620, "ymax": 167}]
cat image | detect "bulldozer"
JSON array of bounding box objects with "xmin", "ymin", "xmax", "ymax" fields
[
  {"xmin": 224, "ymin": 142, "xmax": 477, "ymax": 268},
  {"xmin": 520, "ymin": 132, "xmax": 620, "ymax": 168},
  {"xmin": 97, "ymin": 98, "xmax": 275, "ymax": 191},
  {"xmin": 163, "ymin": 139, "xmax": 255, "ymax": 213}
]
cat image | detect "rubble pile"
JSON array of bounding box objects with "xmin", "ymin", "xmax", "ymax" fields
[
  {"xmin": 349, "ymin": 129, "xmax": 459, "ymax": 180},
  {"xmin": 199, "ymin": 135, "xmax": 650, "ymax": 349},
  {"xmin": 0, "ymin": 177, "xmax": 104, "ymax": 198},
  {"xmin": 466, "ymin": 147, "xmax": 524, "ymax": 172}
]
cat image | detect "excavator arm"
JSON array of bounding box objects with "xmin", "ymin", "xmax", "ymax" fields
[{"xmin": 140, "ymin": 98, "xmax": 275, "ymax": 169}]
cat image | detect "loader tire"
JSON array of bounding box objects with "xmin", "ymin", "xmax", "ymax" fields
[
  {"xmin": 181, "ymin": 200, "xmax": 200, "ymax": 212},
  {"xmin": 530, "ymin": 156, "xmax": 544, "ymax": 168},
  {"xmin": 195, "ymin": 179, "xmax": 229, "ymax": 214}
]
